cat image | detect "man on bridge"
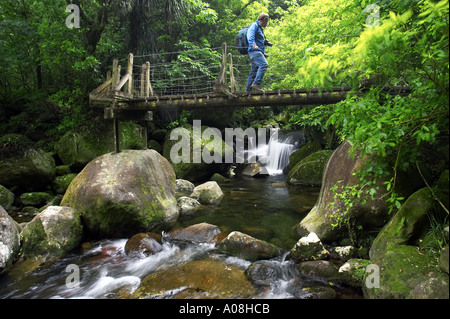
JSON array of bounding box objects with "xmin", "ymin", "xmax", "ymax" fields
[{"xmin": 246, "ymin": 12, "xmax": 271, "ymax": 92}]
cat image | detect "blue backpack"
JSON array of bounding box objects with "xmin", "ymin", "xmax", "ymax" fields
[
  {"xmin": 236, "ymin": 23, "xmax": 262, "ymax": 55},
  {"xmin": 236, "ymin": 25, "xmax": 251, "ymax": 55}
]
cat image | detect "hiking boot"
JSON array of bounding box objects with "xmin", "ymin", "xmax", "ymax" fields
[{"xmin": 251, "ymin": 83, "xmax": 264, "ymax": 92}]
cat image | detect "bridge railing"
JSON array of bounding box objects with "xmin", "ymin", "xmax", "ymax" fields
[{"xmin": 89, "ymin": 42, "xmax": 316, "ymax": 105}]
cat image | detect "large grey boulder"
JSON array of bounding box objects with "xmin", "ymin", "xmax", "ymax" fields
[
  {"xmin": 296, "ymin": 141, "xmax": 391, "ymax": 243},
  {"xmin": 61, "ymin": 149, "xmax": 179, "ymax": 238},
  {"xmin": 0, "ymin": 206, "xmax": 21, "ymax": 273}
]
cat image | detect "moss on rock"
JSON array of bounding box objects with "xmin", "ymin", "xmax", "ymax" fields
[
  {"xmin": 287, "ymin": 150, "xmax": 333, "ymax": 186},
  {"xmin": 61, "ymin": 150, "xmax": 178, "ymax": 238}
]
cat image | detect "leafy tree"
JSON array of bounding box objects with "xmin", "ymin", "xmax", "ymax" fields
[{"xmin": 281, "ymin": 0, "xmax": 448, "ymax": 213}]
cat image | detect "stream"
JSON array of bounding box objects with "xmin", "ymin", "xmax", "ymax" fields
[
  {"xmin": 0, "ymin": 176, "xmax": 361, "ymax": 299},
  {"xmin": 0, "ymin": 131, "xmax": 363, "ymax": 299}
]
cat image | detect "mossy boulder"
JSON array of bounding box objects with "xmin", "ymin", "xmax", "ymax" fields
[
  {"xmin": 190, "ymin": 181, "xmax": 224, "ymax": 205},
  {"xmin": 20, "ymin": 206, "xmax": 83, "ymax": 260},
  {"xmin": 288, "ymin": 141, "xmax": 322, "ymax": 170},
  {"xmin": 61, "ymin": 149, "xmax": 178, "ymax": 238},
  {"xmin": 54, "ymin": 122, "xmax": 146, "ymax": 170},
  {"xmin": 162, "ymin": 124, "xmax": 233, "ymax": 182},
  {"xmin": 298, "ymin": 260, "xmax": 340, "ymax": 283},
  {"xmin": 130, "ymin": 259, "xmax": 257, "ymax": 299},
  {"xmin": 287, "ymin": 150, "xmax": 333, "ymax": 186},
  {"xmin": 337, "ymin": 258, "xmax": 372, "ymax": 287},
  {"xmin": 0, "ymin": 185, "xmax": 14, "ymax": 211},
  {"xmin": 0, "ymin": 134, "xmax": 55, "ymax": 189},
  {"xmin": 289, "ymin": 232, "xmax": 329, "ymax": 262},
  {"xmin": 370, "ymin": 188, "xmax": 438, "ymax": 262},
  {"xmin": 19, "ymin": 192, "xmax": 53, "ymax": 207},
  {"xmin": 363, "ymin": 244, "xmax": 449, "ymax": 299},
  {"xmin": 0, "ymin": 206, "xmax": 21, "ymax": 273}
]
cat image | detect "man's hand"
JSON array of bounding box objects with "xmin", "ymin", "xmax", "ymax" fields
[{"xmin": 252, "ymin": 44, "xmax": 259, "ymax": 49}]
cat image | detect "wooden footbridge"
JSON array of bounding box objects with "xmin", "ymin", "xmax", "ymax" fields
[{"xmin": 89, "ymin": 44, "xmax": 410, "ymax": 151}]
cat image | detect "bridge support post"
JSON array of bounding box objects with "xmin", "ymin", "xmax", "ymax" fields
[{"xmin": 113, "ymin": 117, "xmax": 120, "ymax": 153}]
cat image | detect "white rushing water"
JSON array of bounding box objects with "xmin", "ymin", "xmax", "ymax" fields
[
  {"xmin": 247, "ymin": 130, "xmax": 304, "ymax": 175},
  {"xmin": 2, "ymin": 237, "xmax": 308, "ymax": 299}
]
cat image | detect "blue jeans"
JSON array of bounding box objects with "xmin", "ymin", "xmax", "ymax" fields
[{"xmin": 246, "ymin": 51, "xmax": 268, "ymax": 91}]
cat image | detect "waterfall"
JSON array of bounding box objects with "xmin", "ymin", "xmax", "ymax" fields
[{"xmin": 247, "ymin": 130, "xmax": 305, "ymax": 176}]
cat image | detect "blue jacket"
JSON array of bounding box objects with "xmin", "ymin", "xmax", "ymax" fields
[{"xmin": 247, "ymin": 20, "xmax": 265, "ymax": 53}]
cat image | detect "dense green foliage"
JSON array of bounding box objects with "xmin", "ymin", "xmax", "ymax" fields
[{"xmin": 1, "ymin": 0, "xmax": 448, "ymax": 201}]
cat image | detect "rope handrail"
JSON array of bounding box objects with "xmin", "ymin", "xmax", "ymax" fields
[{"xmin": 95, "ymin": 32, "xmax": 369, "ymax": 99}]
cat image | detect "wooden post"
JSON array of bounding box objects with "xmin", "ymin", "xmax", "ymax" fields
[
  {"xmin": 126, "ymin": 53, "xmax": 134, "ymax": 94},
  {"xmin": 111, "ymin": 59, "xmax": 120, "ymax": 89},
  {"xmin": 106, "ymin": 71, "xmax": 111, "ymax": 94},
  {"xmin": 213, "ymin": 42, "xmax": 230, "ymax": 94},
  {"xmin": 140, "ymin": 64, "xmax": 146, "ymax": 97},
  {"xmin": 114, "ymin": 117, "xmax": 120, "ymax": 153},
  {"xmin": 221, "ymin": 42, "xmax": 227, "ymax": 87},
  {"xmin": 145, "ymin": 62, "xmax": 153, "ymax": 97},
  {"xmin": 229, "ymin": 53, "xmax": 237, "ymax": 93}
]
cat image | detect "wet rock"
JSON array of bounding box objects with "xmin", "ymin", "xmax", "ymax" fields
[
  {"xmin": 217, "ymin": 231, "xmax": 282, "ymax": 261},
  {"xmin": 289, "ymin": 232, "xmax": 329, "ymax": 262},
  {"xmin": 338, "ymin": 258, "xmax": 372, "ymax": 287},
  {"xmin": 61, "ymin": 150, "xmax": 178, "ymax": 238},
  {"xmin": 130, "ymin": 259, "xmax": 257, "ymax": 299},
  {"xmin": 245, "ymin": 260, "xmax": 283, "ymax": 289},
  {"xmin": 165, "ymin": 223, "xmax": 222, "ymax": 245},
  {"xmin": 175, "ymin": 179, "xmax": 195, "ymax": 198},
  {"xmin": 299, "ymin": 285, "xmax": 336, "ymax": 299},
  {"xmin": 177, "ymin": 196, "xmax": 201, "ymax": 215},
  {"xmin": 124, "ymin": 233, "xmax": 163, "ymax": 257},
  {"xmin": 0, "ymin": 205, "xmax": 21, "ymax": 273},
  {"xmin": 242, "ymin": 162, "xmax": 269, "ymax": 177},
  {"xmin": 190, "ymin": 181, "xmax": 224, "ymax": 205},
  {"xmin": 20, "ymin": 206, "xmax": 83, "ymax": 260},
  {"xmin": 298, "ymin": 260, "xmax": 340, "ymax": 283}
]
